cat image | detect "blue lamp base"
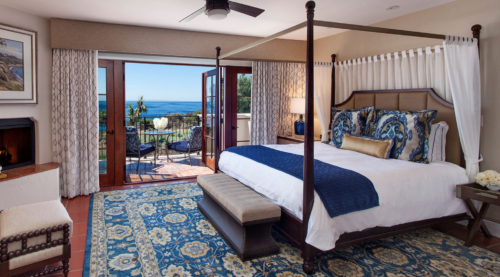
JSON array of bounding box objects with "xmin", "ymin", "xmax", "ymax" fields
[{"xmin": 294, "ymin": 115, "xmax": 305, "ymax": 135}]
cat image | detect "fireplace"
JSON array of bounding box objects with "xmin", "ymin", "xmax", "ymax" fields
[{"xmin": 0, "ymin": 118, "xmax": 35, "ymax": 171}]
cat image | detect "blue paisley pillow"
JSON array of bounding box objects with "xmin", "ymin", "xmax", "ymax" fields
[
  {"xmin": 372, "ymin": 110, "xmax": 437, "ymax": 163},
  {"xmin": 329, "ymin": 106, "xmax": 374, "ymax": 148}
]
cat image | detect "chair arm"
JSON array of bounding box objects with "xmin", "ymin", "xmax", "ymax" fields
[{"xmin": 0, "ymin": 223, "xmax": 70, "ymax": 262}]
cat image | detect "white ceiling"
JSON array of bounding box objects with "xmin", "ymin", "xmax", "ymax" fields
[{"xmin": 0, "ymin": 0, "xmax": 454, "ymax": 40}]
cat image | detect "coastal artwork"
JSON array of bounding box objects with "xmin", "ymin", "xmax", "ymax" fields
[
  {"xmin": 0, "ymin": 23, "xmax": 37, "ymax": 104},
  {"xmin": 0, "ymin": 38, "xmax": 24, "ymax": 91}
]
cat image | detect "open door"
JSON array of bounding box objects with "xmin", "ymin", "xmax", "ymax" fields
[
  {"xmin": 98, "ymin": 60, "xmax": 116, "ymax": 186},
  {"xmin": 202, "ymin": 69, "xmax": 217, "ymax": 170}
]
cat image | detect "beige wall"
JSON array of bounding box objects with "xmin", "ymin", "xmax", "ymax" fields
[
  {"xmin": 0, "ymin": 5, "xmax": 52, "ymax": 164},
  {"xmin": 51, "ymin": 19, "xmax": 307, "ymax": 62},
  {"xmin": 315, "ymin": 0, "xmax": 500, "ymax": 221}
]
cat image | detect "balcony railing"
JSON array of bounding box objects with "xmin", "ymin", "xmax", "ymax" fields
[{"xmin": 99, "ymin": 115, "xmax": 202, "ymax": 161}]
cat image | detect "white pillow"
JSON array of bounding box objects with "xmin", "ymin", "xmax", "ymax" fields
[{"xmin": 428, "ymin": 121, "xmax": 449, "ymax": 162}]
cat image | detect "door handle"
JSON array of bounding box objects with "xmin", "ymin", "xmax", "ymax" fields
[{"xmin": 107, "ymin": 130, "xmax": 114, "ymax": 135}]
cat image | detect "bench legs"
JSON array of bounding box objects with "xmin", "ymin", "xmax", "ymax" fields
[{"xmin": 198, "ymin": 191, "xmax": 280, "ymax": 261}]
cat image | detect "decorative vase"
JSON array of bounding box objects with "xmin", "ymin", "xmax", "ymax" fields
[
  {"xmin": 487, "ymin": 185, "xmax": 500, "ymax": 191},
  {"xmin": 157, "ymin": 128, "xmax": 164, "ymax": 133}
]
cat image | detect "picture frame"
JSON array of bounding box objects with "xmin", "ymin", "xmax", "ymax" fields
[{"xmin": 0, "ymin": 23, "xmax": 37, "ymax": 104}]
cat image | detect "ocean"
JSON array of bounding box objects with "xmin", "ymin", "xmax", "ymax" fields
[
  {"xmin": 99, "ymin": 101, "xmax": 202, "ymax": 117},
  {"xmin": 11, "ymin": 66, "xmax": 23, "ymax": 81}
]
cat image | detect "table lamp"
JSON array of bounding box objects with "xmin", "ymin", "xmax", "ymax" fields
[{"xmin": 290, "ymin": 98, "xmax": 305, "ymax": 135}]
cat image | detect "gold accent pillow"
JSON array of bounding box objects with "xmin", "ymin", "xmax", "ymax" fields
[{"xmin": 340, "ymin": 133, "xmax": 394, "ymax": 159}]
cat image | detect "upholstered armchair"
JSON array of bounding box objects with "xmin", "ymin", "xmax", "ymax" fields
[
  {"xmin": 168, "ymin": 126, "xmax": 203, "ymax": 166},
  {"xmin": 125, "ymin": 126, "xmax": 156, "ymax": 171},
  {"xmin": 0, "ymin": 200, "xmax": 72, "ymax": 277}
]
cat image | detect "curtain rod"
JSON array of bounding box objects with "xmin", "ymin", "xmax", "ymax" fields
[
  {"xmin": 336, "ymin": 45, "xmax": 445, "ymax": 64},
  {"xmin": 219, "ymin": 20, "xmax": 449, "ymax": 60},
  {"xmin": 313, "ymin": 21, "xmax": 446, "ymax": 40}
]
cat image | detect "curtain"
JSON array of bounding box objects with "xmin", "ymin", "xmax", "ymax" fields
[
  {"xmin": 250, "ymin": 62, "xmax": 305, "ymax": 145},
  {"xmin": 335, "ymin": 45, "xmax": 452, "ymax": 103},
  {"xmin": 314, "ymin": 62, "xmax": 333, "ymax": 142},
  {"xmin": 52, "ymin": 49, "xmax": 100, "ymax": 198},
  {"xmin": 443, "ymin": 36, "xmax": 482, "ymax": 181}
]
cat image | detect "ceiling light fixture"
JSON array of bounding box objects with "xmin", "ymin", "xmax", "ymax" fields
[
  {"xmin": 206, "ymin": 8, "xmax": 230, "ymax": 20},
  {"xmin": 205, "ymin": 1, "xmax": 230, "ymax": 20},
  {"xmin": 386, "ymin": 5, "xmax": 400, "ymax": 10}
]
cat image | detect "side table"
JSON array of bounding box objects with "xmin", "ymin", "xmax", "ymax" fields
[{"xmin": 456, "ymin": 183, "xmax": 498, "ymax": 247}]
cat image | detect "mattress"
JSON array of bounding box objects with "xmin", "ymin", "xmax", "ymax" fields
[{"xmin": 219, "ymin": 142, "xmax": 468, "ymax": 251}]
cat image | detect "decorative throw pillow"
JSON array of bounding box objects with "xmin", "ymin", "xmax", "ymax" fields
[
  {"xmin": 329, "ymin": 106, "xmax": 374, "ymax": 148},
  {"xmin": 372, "ymin": 110, "xmax": 437, "ymax": 163},
  {"xmin": 428, "ymin": 121, "xmax": 449, "ymax": 162},
  {"xmin": 341, "ymin": 133, "xmax": 394, "ymax": 159}
]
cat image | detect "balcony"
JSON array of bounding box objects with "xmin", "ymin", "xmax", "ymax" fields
[{"xmin": 99, "ymin": 114, "xmax": 213, "ymax": 183}]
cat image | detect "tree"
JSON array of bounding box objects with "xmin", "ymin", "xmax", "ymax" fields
[
  {"xmin": 127, "ymin": 96, "xmax": 148, "ymax": 126},
  {"xmin": 237, "ymin": 74, "xmax": 252, "ymax": 113}
]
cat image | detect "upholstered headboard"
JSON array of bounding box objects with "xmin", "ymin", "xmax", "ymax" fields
[{"xmin": 335, "ymin": 89, "xmax": 464, "ymax": 167}]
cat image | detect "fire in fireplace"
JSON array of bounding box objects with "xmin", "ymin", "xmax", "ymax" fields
[{"xmin": 0, "ymin": 118, "xmax": 35, "ymax": 170}]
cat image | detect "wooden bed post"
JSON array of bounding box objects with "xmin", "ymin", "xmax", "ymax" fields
[
  {"xmin": 302, "ymin": 1, "xmax": 316, "ymax": 274},
  {"xmin": 215, "ymin": 47, "xmax": 221, "ymax": 173},
  {"xmin": 471, "ymin": 24, "xmax": 482, "ymax": 56},
  {"xmin": 329, "ymin": 54, "xmax": 336, "ymax": 127}
]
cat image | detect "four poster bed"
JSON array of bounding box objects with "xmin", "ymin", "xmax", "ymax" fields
[{"xmin": 209, "ymin": 1, "xmax": 483, "ymax": 274}]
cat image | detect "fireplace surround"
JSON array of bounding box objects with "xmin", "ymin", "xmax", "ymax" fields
[{"xmin": 0, "ymin": 118, "xmax": 35, "ymax": 171}]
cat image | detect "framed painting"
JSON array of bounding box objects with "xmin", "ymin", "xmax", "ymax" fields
[{"xmin": 0, "ymin": 23, "xmax": 37, "ymax": 104}]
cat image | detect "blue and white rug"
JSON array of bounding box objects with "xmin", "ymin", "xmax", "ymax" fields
[{"xmin": 83, "ymin": 182, "xmax": 500, "ymax": 276}]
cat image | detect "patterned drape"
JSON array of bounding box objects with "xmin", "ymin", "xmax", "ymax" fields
[
  {"xmin": 250, "ymin": 62, "xmax": 305, "ymax": 145},
  {"xmin": 52, "ymin": 49, "xmax": 100, "ymax": 198}
]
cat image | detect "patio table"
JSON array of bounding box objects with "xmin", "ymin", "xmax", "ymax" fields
[{"xmin": 144, "ymin": 130, "xmax": 176, "ymax": 162}]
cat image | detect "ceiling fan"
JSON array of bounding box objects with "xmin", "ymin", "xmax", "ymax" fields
[{"xmin": 180, "ymin": 0, "xmax": 265, "ymax": 22}]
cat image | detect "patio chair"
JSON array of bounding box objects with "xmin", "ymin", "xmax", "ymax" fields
[
  {"xmin": 168, "ymin": 126, "xmax": 203, "ymax": 166},
  {"xmin": 126, "ymin": 126, "xmax": 156, "ymax": 171}
]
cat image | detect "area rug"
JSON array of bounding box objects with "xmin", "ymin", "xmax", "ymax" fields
[{"xmin": 83, "ymin": 182, "xmax": 500, "ymax": 276}]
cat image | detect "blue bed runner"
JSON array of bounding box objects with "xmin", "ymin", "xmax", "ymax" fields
[{"xmin": 224, "ymin": 145, "xmax": 379, "ymax": 218}]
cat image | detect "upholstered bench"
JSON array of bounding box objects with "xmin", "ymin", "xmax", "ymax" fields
[
  {"xmin": 0, "ymin": 200, "xmax": 72, "ymax": 277},
  {"xmin": 197, "ymin": 173, "xmax": 281, "ymax": 260}
]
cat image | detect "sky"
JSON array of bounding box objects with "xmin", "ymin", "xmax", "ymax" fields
[
  {"xmin": 124, "ymin": 63, "xmax": 214, "ymax": 102},
  {"xmin": 0, "ymin": 38, "xmax": 23, "ymax": 59}
]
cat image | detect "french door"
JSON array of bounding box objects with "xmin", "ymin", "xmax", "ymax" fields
[
  {"xmin": 98, "ymin": 60, "xmax": 126, "ymax": 187},
  {"xmin": 202, "ymin": 69, "xmax": 217, "ymax": 170}
]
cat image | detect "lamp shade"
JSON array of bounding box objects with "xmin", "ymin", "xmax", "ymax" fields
[{"xmin": 290, "ymin": 98, "xmax": 305, "ymax": 114}]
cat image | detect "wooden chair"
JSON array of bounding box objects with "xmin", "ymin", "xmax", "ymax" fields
[{"xmin": 0, "ymin": 200, "xmax": 72, "ymax": 277}]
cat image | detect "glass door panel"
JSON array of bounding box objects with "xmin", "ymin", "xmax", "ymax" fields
[
  {"xmin": 236, "ymin": 73, "xmax": 252, "ymax": 146},
  {"xmin": 98, "ymin": 60, "xmax": 115, "ymax": 186},
  {"xmin": 202, "ymin": 70, "xmax": 217, "ymax": 170}
]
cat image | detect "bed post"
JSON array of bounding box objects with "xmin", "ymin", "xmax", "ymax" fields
[
  {"xmin": 215, "ymin": 47, "xmax": 221, "ymax": 173},
  {"xmin": 471, "ymin": 24, "xmax": 482, "ymax": 56},
  {"xmin": 329, "ymin": 54, "xmax": 336, "ymax": 127},
  {"xmin": 302, "ymin": 1, "xmax": 316, "ymax": 275}
]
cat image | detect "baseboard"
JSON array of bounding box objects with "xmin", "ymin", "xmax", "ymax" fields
[{"xmin": 457, "ymin": 218, "xmax": 500, "ymax": 238}]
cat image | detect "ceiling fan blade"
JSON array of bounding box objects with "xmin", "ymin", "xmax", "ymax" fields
[
  {"xmin": 228, "ymin": 1, "xmax": 264, "ymax": 17},
  {"xmin": 179, "ymin": 6, "xmax": 206, "ymax": 22}
]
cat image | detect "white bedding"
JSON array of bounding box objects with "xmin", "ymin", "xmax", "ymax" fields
[{"xmin": 219, "ymin": 142, "xmax": 468, "ymax": 251}]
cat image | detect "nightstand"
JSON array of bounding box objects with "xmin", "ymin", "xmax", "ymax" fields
[{"xmin": 456, "ymin": 183, "xmax": 499, "ymax": 247}]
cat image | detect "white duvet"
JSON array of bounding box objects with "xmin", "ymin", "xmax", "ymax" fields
[{"xmin": 219, "ymin": 142, "xmax": 468, "ymax": 251}]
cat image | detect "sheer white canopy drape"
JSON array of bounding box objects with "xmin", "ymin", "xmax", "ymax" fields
[
  {"xmin": 313, "ymin": 62, "xmax": 333, "ymax": 142},
  {"xmin": 335, "ymin": 45, "xmax": 451, "ymax": 104},
  {"xmin": 444, "ymin": 37, "xmax": 482, "ymax": 181}
]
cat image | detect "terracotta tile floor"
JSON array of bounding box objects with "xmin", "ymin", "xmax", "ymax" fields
[
  {"xmin": 45, "ymin": 180, "xmax": 500, "ymax": 277},
  {"xmin": 125, "ymin": 154, "xmax": 213, "ymax": 183}
]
